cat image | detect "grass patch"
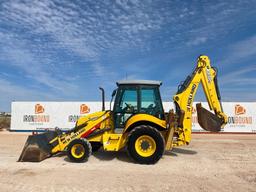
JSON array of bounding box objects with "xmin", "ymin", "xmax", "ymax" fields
[{"xmin": 0, "ymin": 116, "xmax": 11, "ymax": 130}]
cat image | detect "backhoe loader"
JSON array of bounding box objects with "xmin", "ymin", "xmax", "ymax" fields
[{"xmin": 18, "ymin": 55, "xmax": 227, "ymax": 164}]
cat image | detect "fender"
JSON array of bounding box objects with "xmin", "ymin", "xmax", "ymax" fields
[{"xmin": 124, "ymin": 113, "xmax": 167, "ymax": 133}]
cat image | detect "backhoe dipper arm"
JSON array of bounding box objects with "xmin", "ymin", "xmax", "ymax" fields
[{"xmin": 172, "ymin": 55, "xmax": 227, "ymax": 146}]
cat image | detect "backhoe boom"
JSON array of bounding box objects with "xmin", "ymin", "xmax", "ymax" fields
[{"xmin": 172, "ymin": 55, "xmax": 227, "ymax": 146}]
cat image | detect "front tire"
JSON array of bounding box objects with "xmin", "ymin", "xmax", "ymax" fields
[
  {"xmin": 67, "ymin": 138, "xmax": 92, "ymax": 162},
  {"xmin": 127, "ymin": 125, "xmax": 165, "ymax": 164}
]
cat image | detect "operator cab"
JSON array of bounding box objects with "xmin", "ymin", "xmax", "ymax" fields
[{"xmin": 113, "ymin": 80, "xmax": 165, "ymax": 133}]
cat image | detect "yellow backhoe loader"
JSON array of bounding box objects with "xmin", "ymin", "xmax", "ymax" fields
[{"xmin": 18, "ymin": 55, "xmax": 227, "ymax": 164}]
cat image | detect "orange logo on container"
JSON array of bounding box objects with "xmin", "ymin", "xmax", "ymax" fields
[
  {"xmin": 80, "ymin": 104, "xmax": 90, "ymax": 114},
  {"xmin": 35, "ymin": 104, "xmax": 45, "ymax": 114},
  {"xmin": 235, "ymin": 104, "xmax": 246, "ymax": 115},
  {"xmin": 227, "ymin": 104, "xmax": 252, "ymax": 125}
]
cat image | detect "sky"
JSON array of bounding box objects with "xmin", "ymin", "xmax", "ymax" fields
[{"xmin": 0, "ymin": 0, "xmax": 256, "ymax": 112}]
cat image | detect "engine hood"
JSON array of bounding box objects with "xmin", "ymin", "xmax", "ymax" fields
[{"xmin": 76, "ymin": 110, "xmax": 110, "ymax": 127}]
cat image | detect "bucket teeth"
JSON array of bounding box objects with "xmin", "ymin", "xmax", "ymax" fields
[{"xmin": 196, "ymin": 103, "xmax": 223, "ymax": 132}]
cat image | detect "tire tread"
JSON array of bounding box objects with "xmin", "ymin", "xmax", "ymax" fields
[{"xmin": 127, "ymin": 125, "xmax": 165, "ymax": 164}]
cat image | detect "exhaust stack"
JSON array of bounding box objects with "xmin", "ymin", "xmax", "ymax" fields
[{"xmin": 99, "ymin": 87, "xmax": 105, "ymax": 111}]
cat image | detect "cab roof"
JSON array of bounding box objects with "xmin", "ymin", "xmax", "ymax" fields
[{"xmin": 116, "ymin": 80, "xmax": 162, "ymax": 86}]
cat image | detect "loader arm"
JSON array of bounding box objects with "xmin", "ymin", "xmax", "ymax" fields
[
  {"xmin": 18, "ymin": 111, "xmax": 111, "ymax": 162},
  {"xmin": 172, "ymin": 55, "xmax": 227, "ymax": 146}
]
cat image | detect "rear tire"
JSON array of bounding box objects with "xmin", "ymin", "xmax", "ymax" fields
[
  {"xmin": 127, "ymin": 125, "xmax": 165, "ymax": 164},
  {"xmin": 67, "ymin": 138, "xmax": 92, "ymax": 162}
]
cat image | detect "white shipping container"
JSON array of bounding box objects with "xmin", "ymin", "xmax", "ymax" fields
[{"xmin": 11, "ymin": 101, "xmax": 256, "ymax": 133}]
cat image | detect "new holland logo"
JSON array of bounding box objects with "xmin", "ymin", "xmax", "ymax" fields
[
  {"xmin": 227, "ymin": 104, "xmax": 252, "ymax": 125},
  {"xmin": 187, "ymin": 84, "xmax": 197, "ymax": 112},
  {"xmin": 23, "ymin": 104, "xmax": 50, "ymax": 123},
  {"xmin": 68, "ymin": 104, "xmax": 91, "ymax": 122}
]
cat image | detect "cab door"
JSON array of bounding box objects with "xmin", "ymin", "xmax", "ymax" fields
[{"xmin": 113, "ymin": 86, "xmax": 138, "ymax": 133}]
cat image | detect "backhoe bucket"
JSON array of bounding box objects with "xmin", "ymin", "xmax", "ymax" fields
[
  {"xmin": 196, "ymin": 103, "xmax": 223, "ymax": 132},
  {"xmin": 18, "ymin": 131, "xmax": 59, "ymax": 162}
]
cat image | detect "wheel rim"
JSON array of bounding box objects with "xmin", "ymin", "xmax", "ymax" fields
[
  {"xmin": 135, "ymin": 135, "xmax": 156, "ymax": 157},
  {"xmin": 71, "ymin": 144, "xmax": 85, "ymax": 159}
]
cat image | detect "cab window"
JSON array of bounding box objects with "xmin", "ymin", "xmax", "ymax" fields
[
  {"xmin": 118, "ymin": 89, "xmax": 138, "ymax": 113},
  {"xmin": 140, "ymin": 87, "xmax": 164, "ymax": 119},
  {"xmin": 114, "ymin": 87, "xmax": 138, "ymax": 129}
]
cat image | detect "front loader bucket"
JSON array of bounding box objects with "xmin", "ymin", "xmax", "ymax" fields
[
  {"xmin": 18, "ymin": 131, "xmax": 59, "ymax": 162},
  {"xmin": 196, "ymin": 103, "xmax": 223, "ymax": 132}
]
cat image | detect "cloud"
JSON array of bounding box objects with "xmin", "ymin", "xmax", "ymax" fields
[
  {"xmin": 175, "ymin": 1, "xmax": 256, "ymax": 47},
  {"xmin": 231, "ymin": 35, "xmax": 256, "ymax": 57},
  {"xmin": 221, "ymin": 35, "xmax": 256, "ymax": 65},
  {"xmin": 0, "ymin": 0, "xmax": 165, "ymax": 57},
  {"xmin": 0, "ymin": 31, "xmax": 79, "ymax": 95},
  {"xmin": 221, "ymin": 88, "xmax": 256, "ymax": 102},
  {"xmin": 1, "ymin": 0, "xmax": 255, "ymax": 68},
  {"xmin": 186, "ymin": 37, "xmax": 207, "ymax": 46},
  {"xmin": 0, "ymin": 0, "xmax": 256, "ymax": 111},
  {"xmin": 0, "ymin": 78, "xmax": 56, "ymax": 111},
  {"xmin": 0, "ymin": 0, "xmax": 171, "ymax": 88},
  {"xmin": 220, "ymin": 66, "xmax": 256, "ymax": 86},
  {"xmin": 219, "ymin": 65, "xmax": 256, "ymax": 101}
]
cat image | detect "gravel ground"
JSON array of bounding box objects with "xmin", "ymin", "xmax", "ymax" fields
[{"xmin": 0, "ymin": 131, "xmax": 255, "ymax": 192}]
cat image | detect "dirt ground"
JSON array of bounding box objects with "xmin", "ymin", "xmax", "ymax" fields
[{"xmin": 0, "ymin": 132, "xmax": 255, "ymax": 192}]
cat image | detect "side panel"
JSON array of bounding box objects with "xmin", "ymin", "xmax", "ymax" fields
[{"xmin": 103, "ymin": 134, "xmax": 123, "ymax": 151}]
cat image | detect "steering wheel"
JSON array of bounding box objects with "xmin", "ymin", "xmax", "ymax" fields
[{"xmin": 124, "ymin": 102, "xmax": 134, "ymax": 113}]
